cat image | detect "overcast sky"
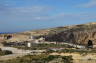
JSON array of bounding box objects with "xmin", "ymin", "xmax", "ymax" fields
[{"xmin": 0, "ymin": 0, "xmax": 96, "ymax": 32}]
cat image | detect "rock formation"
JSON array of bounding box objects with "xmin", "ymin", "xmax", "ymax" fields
[{"xmin": 45, "ymin": 22, "xmax": 96, "ymax": 45}]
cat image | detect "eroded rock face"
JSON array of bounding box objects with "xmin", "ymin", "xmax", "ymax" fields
[
  {"xmin": 71, "ymin": 30, "xmax": 96, "ymax": 45},
  {"xmin": 45, "ymin": 23, "xmax": 96, "ymax": 45}
]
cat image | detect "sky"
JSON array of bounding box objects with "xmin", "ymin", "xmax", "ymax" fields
[{"xmin": 0, "ymin": 0, "xmax": 96, "ymax": 32}]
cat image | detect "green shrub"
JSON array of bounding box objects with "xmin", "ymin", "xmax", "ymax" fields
[
  {"xmin": 62, "ymin": 55, "xmax": 73, "ymax": 63},
  {"xmin": 1, "ymin": 54, "xmax": 73, "ymax": 63},
  {"xmin": 0, "ymin": 50, "xmax": 12, "ymax": 56},
  {"xmin": 3, "ymin": 50, "xmax": 13, "ymax": 55},
  {"xmin": 0, "ymin": 48, "xmax": 2, "ymax": 51}
]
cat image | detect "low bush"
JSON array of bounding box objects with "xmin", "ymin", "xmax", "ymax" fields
[
  {"xmin": 3, "ymin": 50, "xmax": 13, "ymax": 55},
  {"xmin": 62, "ymin": 55, "xmax": 73, "ymax": 63},
  {"xmin": 2, "ymin": 54, "xmax": 73, "ymax": 63},
  {"xmin": 0, "ymin": 50, "xmax": 12, "ymax": 56},
  {"xmin": 0, "ymin": 48, "xmax": 2, "ymax": 51}
]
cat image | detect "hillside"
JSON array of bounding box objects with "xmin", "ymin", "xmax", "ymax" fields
[
  {"xmin": 1, "ymin": 22, "xmax": 96, "ymax": 45},
  {"xmin": 21, "ymin": 22, "xmax": 96, "ymax": 35},
  {"xmin": 45, "ymin": 22, "xmax": 96, "ymax": 45}
]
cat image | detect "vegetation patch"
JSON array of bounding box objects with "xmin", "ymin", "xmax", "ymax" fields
[
  {"xmin": 0, "ymin": 54, "xmax": 73, "ymax": 63},
  {"xmin": 14, "ymin": 43, "xmax": 72, "ymax": 50},
  {"xmin": 0, "ymin": 48, "xmax": 13, "ymax": 56}
]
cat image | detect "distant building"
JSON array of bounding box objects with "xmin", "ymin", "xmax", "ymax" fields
[
  {"xmin": 35, "ymin": 40, "xmax": 39, "ymax": 44},
  {"xmin": 28, "ymin": 36, "xmax": 34, "ymax": 41},
  {"xmin": 0, "ymin": 36, "xmax": 4, "ymax": 42},
  {"xmin": 29, "ymin": 36, "xmax": 34, "ymax": 39},
  {"xmin": 27, "ymin": 42, "xmax": 31, "ymax": 47},
  {"xmin": 38, "ymin": 37, "xmax": 45, "ymax": 42}
]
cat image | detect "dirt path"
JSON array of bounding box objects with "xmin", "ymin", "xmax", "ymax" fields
[
  {"xmin": 0, "ymin": 46, "xmax": 32, "ymax": 60},
  {"xmin": 0, "ymin": 46, "xmax": 46, "ymax": 60}
]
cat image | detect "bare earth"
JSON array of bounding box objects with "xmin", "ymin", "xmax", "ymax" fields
[{"xmin": 50, "ymin": 53, "xmax": 96, "ymax": 60}]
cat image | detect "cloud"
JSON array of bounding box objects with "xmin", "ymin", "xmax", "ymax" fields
[
  {"xmin": 0, "ymin": 5, "xmax": 53, "ymax": 21},
  {"xmin": 0, "ymin": 3, "xmax": 9, "ymax": 11},
  {"xmin": 13, "ymin": 6, "xmax": 51, "ymax": 13},
  {"xmin": 77, "ymin": 0, "xmax": 96, "ymax": 8},
  {"xmin": 0, "ymin": 1, "xmax": 96, "ymax": 23},
  {"xmin": 30, "ymin": 12, "xmax": 96, "ymax": 22},
  {"xmin": 0, "ymin": 3, "xmax": 96, "ymax": 22}
]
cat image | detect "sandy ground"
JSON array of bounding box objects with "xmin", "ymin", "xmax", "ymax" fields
[{"xmin": 50, "ymin": 53, "xmax": 96, "ymax": 60}]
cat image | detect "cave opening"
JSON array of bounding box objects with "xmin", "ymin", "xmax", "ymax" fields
[{"xmin": 87, "ymin": 40, "xmax": 93, "ymax": 48}]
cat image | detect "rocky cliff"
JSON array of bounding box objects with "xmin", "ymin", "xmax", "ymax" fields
[{"xmin": 45, "ymin": 22, "xmax": 96, "ymax": 45}]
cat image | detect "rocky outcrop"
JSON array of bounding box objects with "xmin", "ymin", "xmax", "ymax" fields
[{"xmin": 45, "ymin": 22, "xmax": 96, "ymax": 45}]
